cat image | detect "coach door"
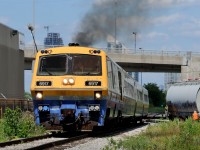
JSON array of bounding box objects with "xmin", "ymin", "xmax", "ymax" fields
[{"xmin": 118, "ymin": 71, "xmax": 122, "ymax": 100}]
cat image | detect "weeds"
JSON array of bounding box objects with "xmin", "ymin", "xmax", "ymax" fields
[
  {"xmin": 0, "ymin": 107, "xmax": 45, "ymax": 141},
  {"xmin": 104, "ymin": 118, "xmax": 200, "ymax": 150}
]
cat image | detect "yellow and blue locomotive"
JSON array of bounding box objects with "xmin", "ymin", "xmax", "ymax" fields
[{"xmin": 31, "ymin": 44, "xmax": 149, "ymax": 131}]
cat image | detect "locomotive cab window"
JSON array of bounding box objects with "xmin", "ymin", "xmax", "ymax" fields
[
  {"xmin": 38, "ymin": 55, "xmax": 67, "ymax": 76},
  {"xmin": 37, "ymin": 54, "xmax": 102, "ymax": 76},
  {"xmin": 72, "ymin": 54, "xmax": 102, "ymax": 76}
]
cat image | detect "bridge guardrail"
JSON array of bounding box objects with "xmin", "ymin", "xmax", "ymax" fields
[
  {"xmin": 23, "ymin": 45, "xmax": 200, "ymax": 58},
  {"xmin": 103, "ymin": 48, "xmax": 188, "ymax": 57}
]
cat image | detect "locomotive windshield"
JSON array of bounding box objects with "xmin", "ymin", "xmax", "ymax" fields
[{"xmin": 37, "ymin": 54, "xmax": 102, "ymax": 76}]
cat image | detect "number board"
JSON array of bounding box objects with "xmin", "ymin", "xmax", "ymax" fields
[
  {"xmin": 85, "ymin": 81, "xmax": 101, "ymax": 86},
  {"xmin": 36, "ymin": 81, "xmax": 52, "ymax": 86}
]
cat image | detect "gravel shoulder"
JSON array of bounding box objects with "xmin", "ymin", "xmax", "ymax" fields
[
  {"xmin": 0, "ymin": 124, "xmax": 151, "ymax": 150},
  {"xmin": 64, "ymin": 124, "xmax": 150, "ymax": 150}
]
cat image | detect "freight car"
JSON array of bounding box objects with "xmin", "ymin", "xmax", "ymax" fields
[
  {"xmin": 31, "ymin": 44, "xmax": 149, "ymax": 131},
  {"xmin": 166, "ymin": 81, "xmax": 200, "ymax": 120}
]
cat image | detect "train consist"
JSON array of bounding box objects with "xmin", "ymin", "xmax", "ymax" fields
[
  {"xmin": 31, "ymin": 44, "xmax": 149, "ymax": 131},
  {"xmin": 166, "ymin": 81, "xmax": 200, "ymax": 119}
]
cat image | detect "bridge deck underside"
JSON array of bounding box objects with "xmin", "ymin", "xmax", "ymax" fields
[{"xmin": 117, "ymin": 62, "xmax": 181, "ymax": 73}]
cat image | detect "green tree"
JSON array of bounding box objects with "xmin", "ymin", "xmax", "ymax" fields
[
  {"xmin": 143, "ymin": 83, "xmax": 166, "ymax": 107},
  {"xmin": 24, "ymin": 92, "xmax": 32, "ymax": 100}
]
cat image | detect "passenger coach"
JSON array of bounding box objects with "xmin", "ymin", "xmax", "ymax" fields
[{"xmin": 31, "ymin": 44, "xmax": 149, "ymax": 131}]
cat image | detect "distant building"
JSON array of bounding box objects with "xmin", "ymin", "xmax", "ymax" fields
[
  {"xmin": 107, "ymin": 42, "xmax": 122, "ymax": 51},
  {"xmin": 44, "ymin": 33, "xmax": 64, "ymax": 47},
  {"xmin": 128, "ymin": 72, "xmax": 139, "ymax": 82},
  {"xmin": 164, "ymin": 73, "xmax": 181, "ymax": 90},
  {"xmin": 134, "ymin": 72, "xmax": 139, "ymax": 82}
]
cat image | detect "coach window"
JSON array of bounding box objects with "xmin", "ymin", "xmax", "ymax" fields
[
  {"xmin": 111, "ymin": 62, "xmax": 116, "ymax": 89},
  {"xmin": 106, "ymin": 57, "xmax": 113, "ymax": 89},
  {"xmin": 144, "ymin": 95, "xmax": 148, "ymax": 102},
  {"xmin": 118, "ymin": 71, "xmax": 122, "ymax": 100}
]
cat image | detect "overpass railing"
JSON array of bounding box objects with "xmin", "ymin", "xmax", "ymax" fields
[
  {"xmin": 23, "ymin": 45, "xmax": 200, "ymax": 58},
  {"xmin": 104, "ymin": 48, "xmax": 188, "ymax": 57}
]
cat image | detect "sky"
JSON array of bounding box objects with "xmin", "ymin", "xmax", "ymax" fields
[{"xmin": 1, "ymin": 0, "xmax": 200, "ymax": 92}]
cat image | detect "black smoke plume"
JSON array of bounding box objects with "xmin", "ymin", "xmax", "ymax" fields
[
  {"xmin": 73, "ymin": 0, "xmax": 180, "ymax": 46},
  {"xmin": 73, "ymin": 0, "xmax": 150, "ymax": 47}
]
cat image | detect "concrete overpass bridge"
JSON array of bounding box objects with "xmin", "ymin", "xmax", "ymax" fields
[
  {"xmin": 107, "ymin": 49, "xmax": 188, "ymax": 73},
  {"xmin": 24, "ymin": 46, "xmax": 200, "ymax": 81}
]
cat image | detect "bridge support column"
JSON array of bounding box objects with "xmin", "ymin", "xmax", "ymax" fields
[{"xmin": 181, "ymin": 56, "xmax": 200, "ymax": 81}]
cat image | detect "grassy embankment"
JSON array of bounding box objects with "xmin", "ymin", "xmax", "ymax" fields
[{"xmin": 104, "ymin": 118, "xmax": 200, "ymax": 150}]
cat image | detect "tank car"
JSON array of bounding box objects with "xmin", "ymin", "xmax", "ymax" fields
[
  {"xmin": 31, "ymin": 44, "xmax": 149, "ymax": 131},
  {"xmin": 166, "ymin": 81, "xmax": 200, "ymax": 119}
]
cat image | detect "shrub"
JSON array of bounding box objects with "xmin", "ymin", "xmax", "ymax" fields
[
  {"xmin": 17, "ymin": 111, "xmax": 44, "ymax": 138},
  {"xmin": 1, "ymin": 107, "xmax": 45, "ymax": 140},
  {"xmin": 2, "ymin": 107, "xmax": 22, "ymax": 139},
  {"xmin": 0, "ymin": 119, "xmax": 9, "ymax": 142}
]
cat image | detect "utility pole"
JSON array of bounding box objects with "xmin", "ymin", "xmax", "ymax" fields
[
  {"xmin": 133, "ymin": 32, "xmax": 137, "ymax": 52},
  {"xmin": 28, "ymin": 24, "xmax": 38, "ymax": 52},
  {"xmin": 139, "ymin": 48, "xmax": 142, "ymax": 85},
  {"xmin": 44, "ymin": 26, "xmax": 49, "ymax": 34},
  {"xmin": 32, "ymin": 0, "xmax": 35, "ymax": 53},
  {"xmin": 114, "ymin": 0, "xmax": 117, "ymax": 46}
]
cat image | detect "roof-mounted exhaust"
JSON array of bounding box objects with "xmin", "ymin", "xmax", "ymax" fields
[{"xmin": 68, "ymin": 43, "xmax": 79, "ymax": 46}]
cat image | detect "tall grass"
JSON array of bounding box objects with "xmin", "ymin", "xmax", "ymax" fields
[
  {"xmin": 0, "ymin": 108, "xmax": 46, "ymax": 142},
  {"xmin": 104, "ymin": 118, "xmax": 200, "ymax": 150}
]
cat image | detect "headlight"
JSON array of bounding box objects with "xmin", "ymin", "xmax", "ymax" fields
[
  {"xmin": 36, "ymin": 92, "xmax": 43, "ymax": 100},
  {"xmin": 63, "ymin": 79, "xmax": 68, "ymax": 85},
  {"xmin": 89, "ymin": 105, "xmax": 95, "ymax": 111},
  {"xmin": 95, "ymin": 92, "xmax": 102, "ymax": 99},
  {"xmin": 62, "ymin": 78, "xmax": 75, "ymax": 85},
  {"xmin": 38, "ymin": 106, "xmax": 43, "ymax": 111},
  {"xmin": 95, "ymin": 105, "xmax": 100, "ymax": 111},
  {"xmin": 89, "ymin": 105, "xmax": 100, "ymax": 111},
  {"xmin": 68, "ymin": 78, "xmax": 75, "ymax": 85}
]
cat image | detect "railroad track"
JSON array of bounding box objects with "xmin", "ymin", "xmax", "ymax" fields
[
  {"xmin": 0, "ymin": 117, "xmax": 167, "ymax": 150},
  {"xmin": 145, "ymin": 113, "xmax": 169, "ymax": 123},
  {"xmin": 26, "ymin": 133, "xmax": 88, "ymax": 150},
  {"xmin": 47, "ymin": 123, "xmax": 151, "ymax": 150},
  {"xmin": 0, "ymin": 132, "xmax": 88, "ymax": 150},
  {"xmin": 0, "ymin": 134, "xmax": 52, "ymax": 148}
]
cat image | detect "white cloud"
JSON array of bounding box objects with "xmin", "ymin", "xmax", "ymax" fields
[
  {"xmin": 144, "ymin": 0, "xmax": 200, "ymax": 8},
  {"xmin": 151, "ymin": 14, "xmax": 183, "ymax": 25},
  {"xmin": 180, "ymin": 30, "xmax": 200, "ymax": 37},
  {"xmin": 146, "ymin": 32, "xmax": 169, "ymax": 40},
  {"xmin": 0, "ymin": 16, "xmax": 10, "ymax": 24},
  {"xmin": 167, "ymin": 16, "xmax": 200, "ymax": 37},
  {"xmin": 191, "ymin": 18, "xmax": 200, "ymax": 27}
]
